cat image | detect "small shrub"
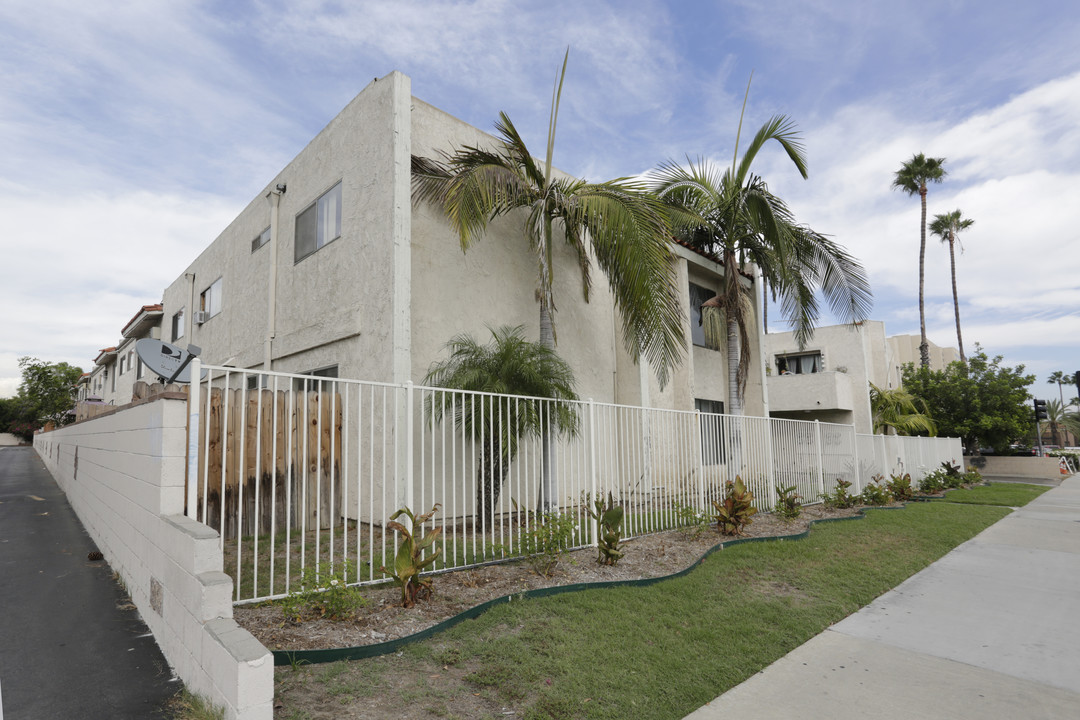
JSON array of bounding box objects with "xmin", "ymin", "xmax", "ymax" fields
[
  {"xmin": 586, "ymin": 492, "xmax": 624, "ymax": 566},
  {"xmin": 919, "ymin": 469, "xmax": 948, "ymax": 494},
  {"xmin": 712, "ymin": 476, "xmax": 758, "ymax": 536},
  {"xmin": 860, "ymin": 479, "xmax": 893, "ymax": 506},
  {"xmin": 281, "ymin": 561, "xmax": 367, "ymax": 622},
  {"xmin": 821, "ymin": 478, "xmax": 858, "ymax": 509},
  {"xmin": 673, "ymin": 501, "xmax": 711, "ymax": 539},
  {"xmin": 885, "ymin": 473, "xmax": 914, "ymax": 502},
  {"xmin": 962, "ymin": 468, "xmax": 983, "ymax": 485},
  {"xmin": 521, "ymin": 511, "xmax": 577, "ymax": 576},
  {"xmin": 774, "ymin": 484, "xmax": 803, "ymax": 521},
  {"xmin": 381, "ymin": 504, "xmax": 442, "ymax": 608}
]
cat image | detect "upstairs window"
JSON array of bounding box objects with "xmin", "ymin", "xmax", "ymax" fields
[
  {"xmin": 295, "ymin": 182, "xmax": 342, "ymax": 262},
  {"xmin": 688, "ymin": 282, "xmax": 716, "ymax": 348},
  {"xmin": 776, "ymin": 352, "xmax": 822, "ymax": 375},
  {"xmin": 172, "ymin": 308, "xmax": 185, "ymax": 341},
  {"xmin": 200, "ymin": 278, "xmax": 223, "ymax": 319},
  {"xmin": 252, "ymin": 226, "xmax": 270, "ymax": 253}
]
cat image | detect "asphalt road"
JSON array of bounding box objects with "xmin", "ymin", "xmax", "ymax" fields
[{"xmin": 0, "ymin": 446, "xmax": 177, "ymax": 719}]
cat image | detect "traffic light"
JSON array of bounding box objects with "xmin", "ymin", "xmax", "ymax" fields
[{"xmin": 1034, "ymin": 398, "xmax": 1048, "ymax": 421}]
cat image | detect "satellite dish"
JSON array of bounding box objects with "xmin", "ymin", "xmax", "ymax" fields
[{"xmin": 135, "ymin": 339, "xmax": 207, "ymax": 383}]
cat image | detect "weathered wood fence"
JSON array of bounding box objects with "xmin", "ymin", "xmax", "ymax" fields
[{"xmin": 194, "ymin": 387, "xmax": 342, "ymax": 540}]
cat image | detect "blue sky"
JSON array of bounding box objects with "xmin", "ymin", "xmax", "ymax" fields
[{"xmin": 2, "ymin": 0, "xmax": 1078, "ymax": 401}]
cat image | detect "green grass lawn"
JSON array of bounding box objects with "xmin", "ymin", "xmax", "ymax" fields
[
  {"xmin": 273, "ymin": 483, "xmax": 1036, "ymax": 720},
  {"xmin": 937, "ymin": 481, "xmax": 1051, "ymax": 507}
]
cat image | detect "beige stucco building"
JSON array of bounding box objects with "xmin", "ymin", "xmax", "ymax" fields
[
  {"xmin": 764, "ymin": 321, "xmax": 959, "ymax": 433},
  {"xmin": 88, "ymin": 71, "xmax": 765, "ymax": 418}
]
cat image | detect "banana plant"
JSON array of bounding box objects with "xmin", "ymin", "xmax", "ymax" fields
[
  {"xmin": 381, "ymin": 504, "xmax": 442, "ymax": 608},
  {"xmin": 586, "ymin": 492, "xmax": 625, "ymax": 566}
]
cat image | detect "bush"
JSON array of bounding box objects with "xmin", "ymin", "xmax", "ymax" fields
[
  {"xmin": 281, "ymin": 561, "xmax": 367, "ymax": 621},
  {"xmin": 673, "ymin": 501, "xmax": 711, "ymax": 539},
  {"xmin": 860, "ymin": 479, "xmax": 893, "ymax": 506},
  {"xmin": 821, "ymin": 479, "xmax": 858, "ymax": 509},
  {"xmin": 774, "ymin": 484, "xmax": 803, "ymax": 521},
  {"xmin": 521, "ymin": 511, "xmax": 577, "ymax": 576},
  {"xmin": 586, "ymin": 492, "xmax": 624, "ymax": 566},
  {"xmin": 712, "ymin": 477, "xmax": 758, "ymax": 536},
  {"xmin": 919, "ymin": 469, "xmax": 949, "ymax": 494},
  {"xmin": 885, "ymin": 473, "xmax": 914, "ymax": 501}
]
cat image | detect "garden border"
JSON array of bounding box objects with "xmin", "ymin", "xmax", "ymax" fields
[{"xmin": 272, "ymin": 503, "xmax": 914, "ymax": 666}]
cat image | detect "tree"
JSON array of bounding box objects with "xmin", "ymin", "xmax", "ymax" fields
[
  {"xmin": 892, "ymin": 153, "xmax": 947, "ymax": 368},
  {"xmin": 411, "ymin": 51, "xmax": 684, "ymax": 387},
  {"xmin": 1047, "ymin": 371, "xmax": 1074, "ymax": 446},
  {"xmin": 423, "ymin": 326, "xmax": 580, "ymax": 521},
  {"xmin": 650, "ymin": 87, "xmax": 872, "ymax": 414},
  {"xmin": 902, "ymin": 346, "xmax": 1035, "ymax": 454},
  {"xmin": 869, "ymin": 383, "xmax": 936, "ymax": 436},
  {"xmin": 929, "ymin": 210, "xmax": 974, "ymax": 363},
  {"xmin": 15, "ymin": 357, "xmax": 84, "ymax": 428},
  {"xmin": 1044, "ymin": 398, "xmax": 1067, "ymax": 447},
  {"xmin": 0, "ymin": 396, "xmax": 36, "ymax": 441}
]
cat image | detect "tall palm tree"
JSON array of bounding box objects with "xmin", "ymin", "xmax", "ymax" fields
[
  {"xmin": 1045, "ymin": 398, "xmax": 1067, "ymax": 447},
  {"xmin": 869, "ymin": 383, "xmax": 936, "ymax": 436},
  {"xmin": 411, "ymin": 52, "xmax": 684, "ymax": 385},
  {"xmin": 1048, "ymin": 371, "xmax": 1073, "ymax": 445},
  {"xmin": 892, "ymin": 153, "xmax": 947, "ymax": 368},
  {"xmin": 929, "ymin": 209, "xmax": 974, "ymax": 363},
  {"xmin": 412, "ymin": 53, "xmax": 684, "ymax": 509},
  {"xmin": 423, "ymin": 326, "xmax": 580, "ymax": 522},
  {"xmin": 650, "ymin": 90, "xmax": 872, "ymax": 414}
]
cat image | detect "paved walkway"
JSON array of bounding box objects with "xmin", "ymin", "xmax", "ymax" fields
[
  {"xmin": 0, "ymin": 447, "xmax": 177, "ymax": 719},
  {"xmin": 685, "ymin": 475, "xmax": 1080, "ymax": 719}
]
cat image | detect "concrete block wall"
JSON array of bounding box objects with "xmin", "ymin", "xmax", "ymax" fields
[{"xmin": 34, "ymin": 397, "xmax": 272, "ymax": 720}]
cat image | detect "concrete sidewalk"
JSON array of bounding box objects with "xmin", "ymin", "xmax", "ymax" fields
[
  {"xmin": 0, "ymin": 446, "xmax": 178, "ymax": 719},
  {"xmin": 686, "ymin": 475, "xmax": 1080, "ymax": 720}
]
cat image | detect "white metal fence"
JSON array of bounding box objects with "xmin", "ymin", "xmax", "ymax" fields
[{"xmin": 181, "ymin": 362, "xmax": 963, "ymax": 605}]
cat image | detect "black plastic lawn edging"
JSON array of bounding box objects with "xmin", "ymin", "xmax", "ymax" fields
[{"xmin": 271, "ymin": 505, "xmax": 902, "ymax": 666}]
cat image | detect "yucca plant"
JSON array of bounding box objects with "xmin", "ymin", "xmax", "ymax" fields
[
  {"xmin": 381, "ymin": 504, "xmax": 442, "ymax": 608},
  {"xmin": 586, "ymin": 492, "xmax": 625, "ymax": 566},
  {"xmin": 712, "ymin": 476, "xmax": 758, "ymax": 536}
]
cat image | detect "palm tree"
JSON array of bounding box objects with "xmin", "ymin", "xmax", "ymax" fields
[
  {"xmin": 650, "ymin": 89, "xmax": 872, "ymax": 414},
  {"xmin": 411, "ymin": 52, "xmax": 684, "ymax": 385},
  {"xmin": 423, "ymin": 326, "xmax": 580, "ymax": 522},
  {"xmin": 1045, "ymin": 398, "xmax": 1067, "ymax": 447},
  {"xmin": 412, "ymin": 53, "xmax": 684, "ymax": 509},
  {"xmin": 869, "ymin": 383, "xmax": 936, "ymax": 436},
  {"xmin": 929, "ymin": 210, "xmax": 974, "ymax": 363},
  {"xmin": 892, "ymin": 153, "xmax": 947, "ymax": 368},
  {"xmin": 1048, "ymin": 371, "xmax": 1072, "ymax": 445}
]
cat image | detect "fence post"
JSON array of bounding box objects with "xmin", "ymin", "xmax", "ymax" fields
[
  {"xmin": 405, "ymin": 381, "xmax": 414, "ymax": 513},
  {"xmin": 851, "ymin": 424, "xmax": 861, "ymax": 493},
  {"xmin": 588, "ymin": 399, "xmax": 598, "ymax": 549},
  {"xmin": 814, "ymin": 420, "xmax": 825, "ymax": 499},
  {"xmin": 764, "ymin": 417, "xmax": 777, "ymax": 511},
  {"xmin": 696, "ymin": 410, "xmax": 705, "ymax": 512},
  {"xmin": 186, "ymin": 358, "xmax": 201, "ymax": 520}
]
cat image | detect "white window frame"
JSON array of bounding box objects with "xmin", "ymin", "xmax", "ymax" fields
[
  {"xmin": 294, "ymin": 182, "xmax": 342, "ymax": 263},
  {"xmin": 172, "ymin": 308, "xmax": 185, "ymax": 342},
  {"xmin": 200, "ymin": 278, "xmax": 223, "ymax": 319}
]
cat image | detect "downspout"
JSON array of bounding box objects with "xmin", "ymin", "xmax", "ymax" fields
[
  {"xmin": 265, "ymin": 184, "xmax": 285, "ymax": 370},
  {"xmin": 754, "ymin": 267, "xmax": 770, "ymax": 418},
  {"xmin": 185, "ymin": 272, "xmax": 196, "ymax": 341}
]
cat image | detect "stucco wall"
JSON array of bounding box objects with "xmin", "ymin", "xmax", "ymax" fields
[
  {"xmin": 968, "ymin": 455, "xmax": 1064, "ymax": 480},
  {"xmin": 33, "ymin": 399, "xmax": 272, "ymax": 720}
]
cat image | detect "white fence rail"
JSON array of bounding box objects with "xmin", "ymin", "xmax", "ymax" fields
[{"xmin": 182, "ymin": 362, "xmax": 963, "ymax": 605}]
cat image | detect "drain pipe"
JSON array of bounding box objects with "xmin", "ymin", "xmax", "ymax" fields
[{"xmin": 265, "ymin": 184, "xmax": 286, "ymax": 370}]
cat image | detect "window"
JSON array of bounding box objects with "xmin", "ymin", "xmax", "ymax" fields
[
  {"xmin": 295, "ymin": 182, "xmax": 342, "ymax": 262},
  {"xmin": 776, "ymin": 352, "xmax": 822, "ymax": 375},
  {"xmin": 172, "ymin": 308, "xmax": 185, "ymax": 342},
  {"xmin": 696, "ymin": 399, "xmax": 725, "ymax": 465},
  {"xmin": 119, "ymin": 356, "xmax": 125, "ymax": 375},
  {"xmin": 200, "ymin": 278, "xmax": 223, "ymax": 319},
  {"xmin": 688, "ymin": 282, "xmax": 715, "ymax": 348},
  {"xmin": 293, "ymin": 365, "xmax": 339, "ymax": 391},
  {"xmin": 251, "ymin": 226, "xmax": 270, "ymax": 253}
]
